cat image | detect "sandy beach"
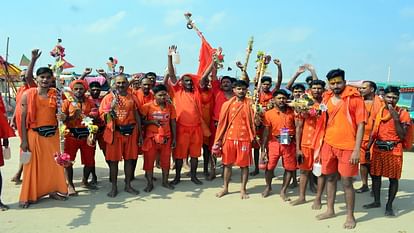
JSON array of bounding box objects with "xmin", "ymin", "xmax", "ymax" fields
[{"xmin": 1, "ymin": 137, "xmax": 413, "ymax": 233}]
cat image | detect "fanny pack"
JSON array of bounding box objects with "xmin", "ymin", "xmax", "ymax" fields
[
  {"xmin": 69, "ymin": 128, "xmax": 90, "ymax": 139},
  {"xmin": 116, "ymin": 124, "xmax": 135, "ymax": 136},
  {"xmin": 33, "ymin": 126, "xmax": 57, "ymax": 137},
  {"xmin": 375, "ymin": 140, "xmax": 396, "ymax": 151}
]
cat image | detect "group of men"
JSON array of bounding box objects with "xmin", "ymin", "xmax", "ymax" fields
[{"xmin": 0, "ymin": 47, "xmax": 412, "ymax": 230}]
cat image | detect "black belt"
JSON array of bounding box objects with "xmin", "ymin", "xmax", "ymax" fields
[
  {"xmin": 115, "ymin": 124, "xmax": 135, "ymax": 136},
  {"xmin": 32, "ymin": 126, "xmax": 57, "ymax": 137},
  {"xmin": 375, "ymin": 140, "xmax": 398, "ymax": 151},
  {"xmin": 69, "ymin": 128, "xmax": 89, "ymax": 139}
]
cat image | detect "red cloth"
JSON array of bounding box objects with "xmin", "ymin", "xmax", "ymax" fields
[
  {"xmin": 143, "ymin": 138, "xmax": 171, "ymax": 171},
  {"xmin": 64, "ymin": 136, "xmax": 96, "ymax": 166},
  {"xmin": 267, "ymin": 140, "xmax": 296, "ymax": 171},
  {"xmin": 197, "ymin": 36, "xmax": 215, "ymax": 77},
  {"xmin": 320, "ymin": 143, "xmax": 358, "ymax": 177},
  {"xmin": 222, "ymin": 140, "xmax": 252, "ymax": 167},
  {"xmin": 69, "ymin": 79, "xmax": 89, "ymax": 91}
]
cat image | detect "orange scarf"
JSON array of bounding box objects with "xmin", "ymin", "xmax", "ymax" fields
[
  {"xmin": 25, "ymin": 87, "xmax": 57, "ymax": 129},
  {"xmin": 214, "ymin": 96, "xmax": 256, "ymax": 145}
]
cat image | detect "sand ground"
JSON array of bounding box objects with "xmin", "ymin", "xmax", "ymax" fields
[{"xmin": 0, "ymin": 137, "xmax": 413, "ymax": 233}]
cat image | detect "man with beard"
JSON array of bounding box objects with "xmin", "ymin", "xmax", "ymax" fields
[
  {"xmin": 291, "ymin": 80, "xmax": 327, "ymax": 207},
  {"xmin": 99, "ymin": 75, "xmax": 143, "ymax": 197},
  {"xmin": 214, "ymin": 80, "xmax": 256, "ymax": 199},
  {"xmin": 260, "ymin": 89, "xmax": 297, "ymax": 201},
  {"xmin": 167, "ymin": 45, "xmax": 209, "ymax": 185},
  {"xmin": 61, "ymin": 79, "xmax": 97, "ymax": 194},
  {"xmin": 313, "ymin": 69, "xmax": 366, "ymax": 229},
  {"xmin": 363, "ymin": 86, "xmax": 412, "ymax": 216},
  {"xmin": 356, "ymin": 81, "xmax": 383, "ymax": 193}
]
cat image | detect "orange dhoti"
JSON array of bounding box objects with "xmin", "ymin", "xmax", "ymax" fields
[
  {"xmin": 64, "ymin": 135, "xmax": 96, "ymax": 166},
  {"xmin": 174, "ymin": 124, "xmax": 202, "ymax": 159},
  {"xmin": 320, "ymin": 143, "xmax": 358, "ymax": 177},
  {"xmin": 359, "ymin": 140, "xmax": 370, "ymax": 165},
  {"xmin": 299, "ymin": 146, "xmax": 314, "ymax": 171},
  {"xmin": 105, "ymin": 128, "xmax": 139, "ymax": 161},
  {"xmin": 370, "ymin": 145, "xmax": 403, "ymax": 179},
  {"xmin": 19, "ymin": 129, "xmax": 68, "ymax": 203},
  {"xmin": 143, "ymin": 138, "xmax": 171, "ymax": 171},
  {"xmin": 222, "ymin": 140, "xmax": 252, "ymax": 167}
]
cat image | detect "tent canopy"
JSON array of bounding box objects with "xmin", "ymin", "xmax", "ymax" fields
[{"xmin": 0, "ymin": 55, "xmax": 22, "ymax": 81}]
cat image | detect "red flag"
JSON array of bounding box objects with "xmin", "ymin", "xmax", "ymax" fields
[
  {"xmin": 196, "ymin": 36, "xmax": 215, "ymax": 77},
  {"xmin": 61, "ymin": 58, "xmax": 74, "ymax": 69}
]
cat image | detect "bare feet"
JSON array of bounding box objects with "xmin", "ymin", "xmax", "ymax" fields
[
  {"xmin": 162, "ymin": 182, "xmax": 175, "ymax": 190},
  {"xmin": 191, "ymin": 176, "xmax": 203, "ymax": 185},
  {"xmin": 11, "ymin": 177, "xmax": 22, "ymax": 184},
  {"xmin": 19, "ymin": 202, "xmax": 30, "ymax": 209},
  {"xmin": 363, "ymin": 202, "xmax": 381, "ymax": 209},
  {"xmin": 385, "ymin": 208, "xmax": 395, "ymax": 216},
  {"xmin": 216, "ymin": 189, "xmax": 228, "ymax": 198},
  {"xmin": 240, "ymin": 190, "xmax": 249, "ymax": 199},
  {"xmin": 206, "ymin": 171, "xmax": 216, "ymax": 181},
  {"xmin": 280, "ymin": 193, "xmax": 291, "ymax": 201},
  {"xmin": 261, "ymin": 187, "xmax": 272, "ymax": 198},
  {"xmin": 124, "ymin": 186, "xmax": 140, "ymax": 195},
  {"xmin": 68, "ymin": 185, "xmax": 78, "ymax": 196},
  {"xmin": 169, "ymin": 177, "xmax": 181, "ymax": 185},
  {"xmin": 0, "ymin": 202, "xmax": 10, "ymax": 211},
  {"xmin": 343, "ymin": 216, "xmax": 356, "ymax": 229},
  {"xmin": 82, "ymin": 179, "xmax": 98, "ymax": 190},
  {"xmin": 144, "ymin": 184, "xmax": 154, "ymax": 193},
  {"xmin": 49, "ymin": 193, "xmax": 67, "ymax": 201},
  {"xmin": 316, "ymin": 211, "xmax": 336, "ymax": 220},
  {"xmin": 290, "ymin": 198, "xmax": 306, "ymax": 206},
  {"xmin": 311, "ymin": 200, "xmax": 322, "ymax": 210},
  {"xmin": 249, "ymin": 170, "xmax": 259, "ymax": 176},
  {"xmin": 107, "ymin": 188, "xmax": 118, "ymax": 198}
]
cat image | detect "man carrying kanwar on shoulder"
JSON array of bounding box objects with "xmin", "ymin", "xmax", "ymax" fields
[
  {"xmin": 19, "ymin": 65, "xmax": 68, "ymax": 208},
  {"xmin": 312, "ymin": 68, "xmax": 366, "ymax": 229},
  {"xmin": 363, "ymin": 86, "xmax": 413, "ymax": 216},
  {"xmin": 356, "ymin": 81, "xmax": 383, "ymax": 194},
  {"xmin": 140, "ymin": 84, "xmax": 177, "ymax": 192},
  {"xmin": 166, "ymin": 45, "xmax": 213, "ymax": 186},
  {"xmin": 213, "ymin": 80, "xmax": 256, "ymax": 199},
  {"xmin": 99, "ymin": 74, "xmax": 143, "ymax": 198},
  {"xmin": 61, "ymin": 79, "xmax": 98, "ymax": 194}
]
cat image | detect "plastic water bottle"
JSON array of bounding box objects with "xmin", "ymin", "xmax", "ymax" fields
[
  {"xmin": 172, "ymin": 51, "xmax": 180, "ymax": 64},
  {"xmin": 279, "ymin": 127, "xmax": 290, "ymax": 145}
]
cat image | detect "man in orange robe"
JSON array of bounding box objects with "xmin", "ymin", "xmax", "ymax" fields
[
  {"xmin": 312, "ymin": 69, "xmax": 366, "ymax": 229},
  {"xmin": 214, "ymin": 80, "xmax": 256, "ymax": 199},
  {"xmin": 289, "ymin": 80, "xmax": 327, "ymax": 208},
  {"xmin": 99, "ymin": 75, "xmax": 143, "ymax": 198},
  {"xmin": 261, "ymin": 89, "xmax": 297, "ymax": 201},
  {"xmin": 356, "ymin": 81, "xmax": 383, "ymax": 193},
  {"xmin": 62, "ymin": 79, "xmax": 97, "ymax": 194},
  {"xmin": 0, "ymin": 94, "xmax": 16, "ymax": 210},
  {"xmin": 19, "ymin": 67, "xmax": 68, "ymax": 208},
  {"xmin": 141, "ymin": 84, "xmax": 176, "ymax": 192},
  {"xmin": 363, "ymin": 86, "xmax": 412, "ymax": 216},
  {"xmin": 166, "ymin": 46, "xmax": 212, "ymax": 186},
  {"xmin": 200, "ymin": 76, "xmax": 214, "ymax": 178}
]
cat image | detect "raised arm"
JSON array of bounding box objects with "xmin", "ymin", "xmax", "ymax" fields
[
  {"xmin": 96, "ymin": 69, "xmax": 110, "ymax": 84},
  {"xmin": 167, "ymin": 45, "xmax": 178, "ymax": 84},
  {"xmin": 26, "ymin": 49, "xmax": 42, "ymax": 87},
  {"xmin": 304, "ymin": 64, "xmax": 318, "ymax": 80},
  {"xmin": 285, "ymin": 65, "xmax": 306, "ymax": 91},
  {"xmin": 78, "ymin": 68, "xmax": 92, "ymax": 80},
  {"xmin": 273, "ymin": 59, "xmax": 283, "ymax": 91}
]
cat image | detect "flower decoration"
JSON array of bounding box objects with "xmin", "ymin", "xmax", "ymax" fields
[
  {"xmin": 289, "ymin": 93, "xmax": 327, "ymax": 117},
  {"xmin": 54, "ymin": 152, "xmax": 73, "ymax": 167}
]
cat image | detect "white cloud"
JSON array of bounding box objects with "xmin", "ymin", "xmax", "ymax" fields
[
  {"xmin": 128, "ymin": 26, "xmax": 146, "ymax": 37},
  {"xmin": 206, "ymin": 12, "xmax": 226, "ymax": 30},
  {"xmin": 400, "ymin": 6, "xmax": 414, "ymax": 18},
  {"xmin": 87, "ymin": 11, "xmax": 126, "ymax": 33},
  {"xmin": 164, "ymin": 9, "xmax": 186, "ymax": 26},
  {"xmin": 257, "ymin": 27, "xmax": 313, "ymax": 48}
]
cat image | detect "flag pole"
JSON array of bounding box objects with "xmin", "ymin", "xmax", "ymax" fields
[{"xmin": 387, "ymin": 66, "xmax": 391, "ymax": 83}]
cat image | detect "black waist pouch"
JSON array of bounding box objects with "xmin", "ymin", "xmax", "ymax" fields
[
  {"xmin": 69, "ymin": 128, "xmax": 90, "ymax": 139},
  {"xmin": 116, "ymin": 125, "xmax": 135, "ymax": 136},
  {"xmin": 375, "ymin": 140, "xmax": 395, "ymax": 151},
  {"xmin": 33, "ymin": 126, "xmax": 57, "ymax": 137}
]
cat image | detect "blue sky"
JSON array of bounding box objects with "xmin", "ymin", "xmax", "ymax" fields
[{"xmin": 1, "ymin": 0, "xmax": 414, "ymax": 83}]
